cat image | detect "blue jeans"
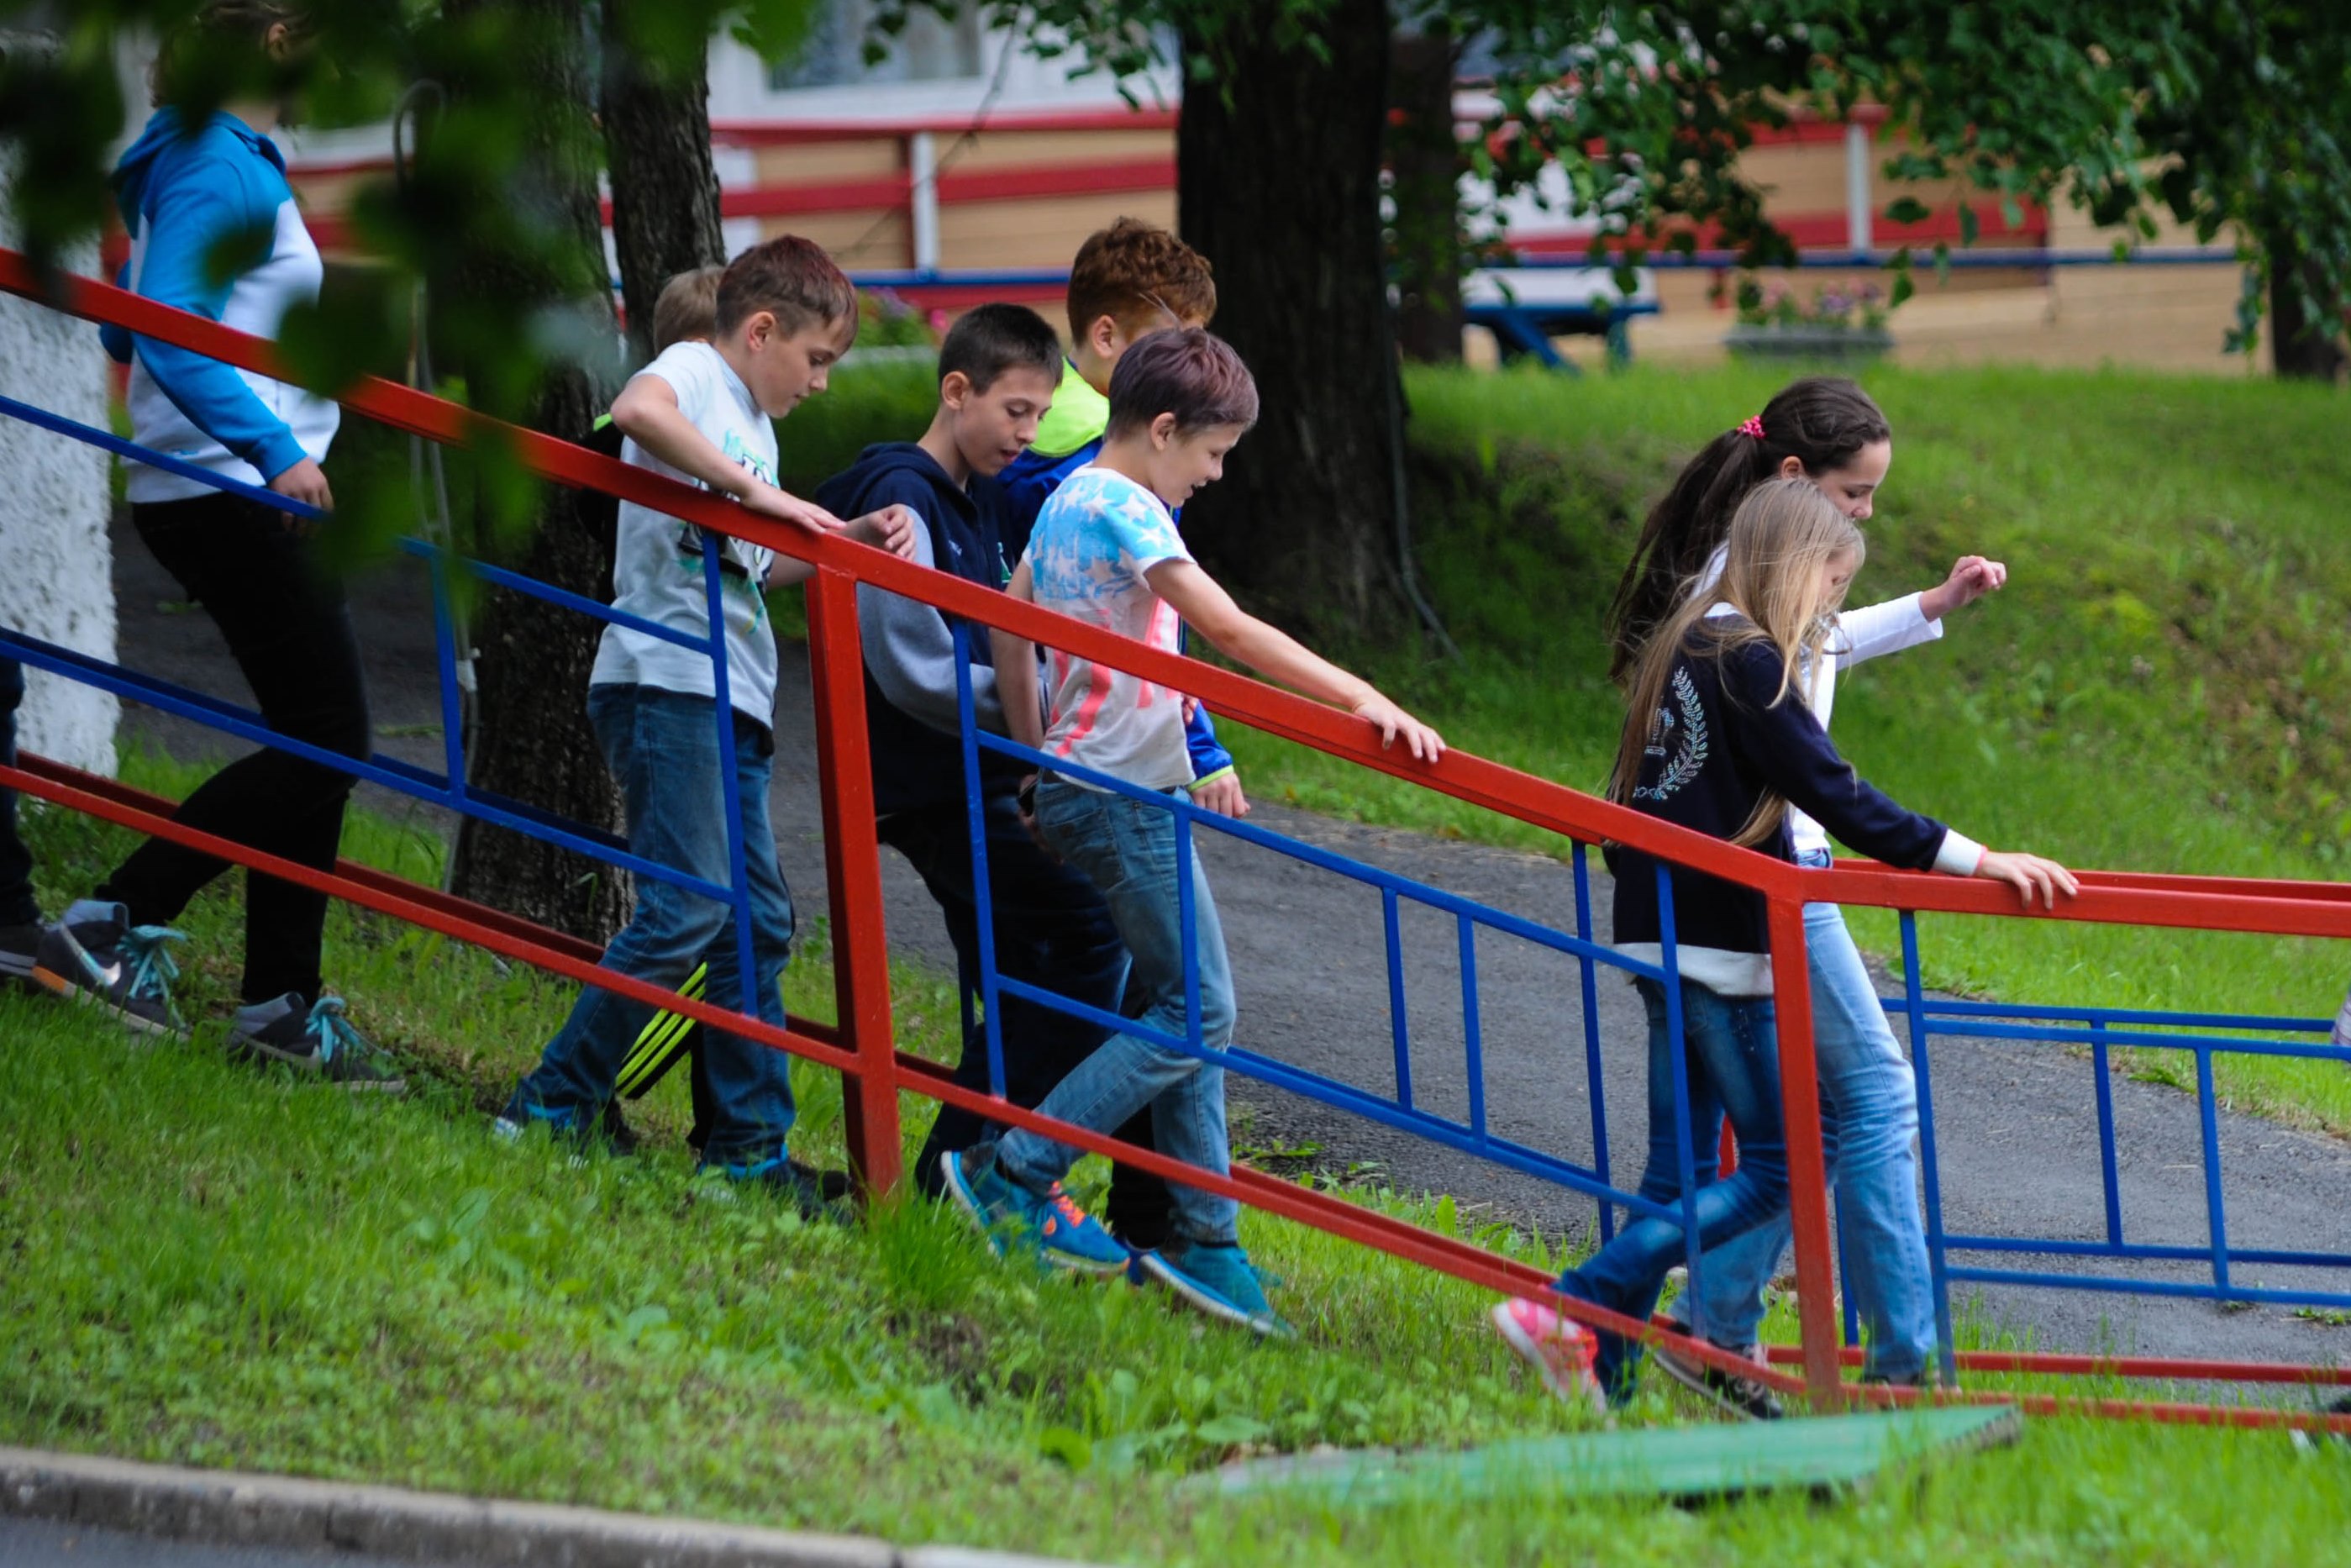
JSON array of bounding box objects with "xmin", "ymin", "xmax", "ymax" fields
[
  {"xmin": 506, "ymin": 685, "xmax": 797, "ymax": 1165},
  {"xmin": 1665, "ymin": 850, "xmax": 1938, "ymax": 1380},
  {"xmin": 884, "ymin": 792, "xmax": 1176, "ymax": 1246},
  {"xmin": 0, "ymin": 656, "xmax": 34, "ymax": 926},
  {"xmin": 1557, "ymin": 977, "xmax": 1790, "ymax": 1398},
  {"xmin": 988, "ymin": 777, "xmax": 1239, "ymax": 1246}
]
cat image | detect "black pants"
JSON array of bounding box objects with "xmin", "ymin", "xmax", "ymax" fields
[
  {"xmin": 97, "ymin": 491, "xmax": 371, "ymax": 1004},
  {"xmin": 885, "ymin": 790, "xmax": 1176, "ymax": 1250},
  {"xmin": 0, "ymin": 656, "xmax": 34, "ymax": 927}
]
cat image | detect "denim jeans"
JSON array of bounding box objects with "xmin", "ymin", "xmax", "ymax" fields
[
  {"xmin": 1664, "ymin": 850, "xmax": 1938, "ymax": 1380},
  {"xmin": 506, "ymin": 685, "xmax": 797, "ymax": 1165},
  {"xmin": 989, "ymin": 777, "xmax": 1239, "ymax": 1246},
  {"xmin": 884, "ymin": 792, "xmax": 1176, "ymax": 1247},
  {"xmin": 0, "ymin": 656, "xmax": 34, "ymax": 927},
  {"xmin": 1556, "ymin": 976, "xmax": 1790, "ymax": 1397},
  {"xmin": 97, "ymin": 491, "xmax": 370, "ymax": 1002}
]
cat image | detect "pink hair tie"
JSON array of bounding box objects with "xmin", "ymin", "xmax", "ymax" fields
[{"xmin": 1737, "ymin": 414, "xmax": 1766, "ymax": 439}]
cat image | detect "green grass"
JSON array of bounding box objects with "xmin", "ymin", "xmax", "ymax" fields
[
  {"xmin": 1198, "ymin": 361, "xmax": 2351, "ymax": 1139},
  {"xmin": 5, "ymin": 756, "xmax": 2350, "ymax": 1565}
]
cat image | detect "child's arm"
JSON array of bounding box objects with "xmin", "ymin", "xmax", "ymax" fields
[
  {"xmin": 610, "ymin": 370, "xmax": 841, "ymax": 534},
  {"xmin": 987, "ymin": 560, "xmax": 1047, "ymax": 754},
  {"xmin": 1144, "ymin": 560, "xmax": 1444, "ymax": 762},
  {"xmin": 1840, "ymin": 556, "xmax": 2005, "ymax": 666},
  {"xmin": 1721, "ymin": 645, "xmax": 2075, "ymax": 908},
  {"xmin": 765, "ymin": 505, "xmax": 921, "ymax": 588}
]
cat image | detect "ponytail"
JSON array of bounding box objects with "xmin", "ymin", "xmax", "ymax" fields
[{"xmin": 1604, "ymin": 376, "xmax": 1890, "ymax": 687}]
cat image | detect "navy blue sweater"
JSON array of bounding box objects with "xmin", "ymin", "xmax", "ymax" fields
[
  {"xmin": 1608, "ymin": 620, "xmax": 1970, "ymax": 991},
  {"xmin": 817, "ymin": 443, "xmax": 1028, "ymax": 815}
]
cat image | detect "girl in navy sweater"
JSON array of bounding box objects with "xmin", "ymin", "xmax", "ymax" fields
[{"xmin": 1491, "ymin": 479, "xmax": 2074, "ymax": 1411}]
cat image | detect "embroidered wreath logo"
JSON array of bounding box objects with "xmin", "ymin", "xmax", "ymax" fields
[{"xmin": 1633, "ymin": 666, "xmax": 1708, "ymax": 802}]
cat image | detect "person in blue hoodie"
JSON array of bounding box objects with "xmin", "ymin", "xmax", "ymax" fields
[
  {"xmin": 816, "ymin": 303, "xmax": 1175, "ymax": 1249},
  {"xmin": 34, "ymin": 2, "xmax": 400, "ymax": 1087}
]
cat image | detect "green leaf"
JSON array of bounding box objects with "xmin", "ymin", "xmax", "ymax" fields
[
  {"xmin": 1883, "ymin": 196, "xmax": 1931, "ymax": 224},
  {"xmin": 1037, "ymin": 1426, "xmax": 1093, "ymax": 1470},
  {"xmin": 1193, "ymin": 1414, "xmax": 1273, "ymax": 1447}
]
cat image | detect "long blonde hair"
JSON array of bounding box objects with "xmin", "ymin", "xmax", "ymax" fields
[{"xmin": 1607, "ymin": 477, "xmax": 1866, "ymax": 848}]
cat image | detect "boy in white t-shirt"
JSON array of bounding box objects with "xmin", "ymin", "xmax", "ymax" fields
[
  {"xmin": 942, "ymin": 329, "xmax": 1443, "ymax": 1334},
  {"xmin": 499, "ymin": 237, "xmax": 915, "ymax": 1212}
]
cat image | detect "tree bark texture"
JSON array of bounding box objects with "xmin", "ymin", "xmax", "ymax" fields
[
  {"xmin": 1389, "ymin": 26, "xmax": 1463, "ymax": 366},
  {"xmin": 440, "ymin": 0, "xmax": 631, "ymax": 942},
  {"xmin": 2267, "ymin": 234, "xmax": 2348, "ymax": 384},
  {"xmin": 1176, "ymin": 0, "xmax": 1406, "ymax": 634},
  {"xmin": 602, "ymin": 0, "xmax": 728, "ymax": 367}
]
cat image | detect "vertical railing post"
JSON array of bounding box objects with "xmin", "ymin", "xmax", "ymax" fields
[
  {"xmin": 1766, "ymin": 894, "xmax": 1840, "ymax": 1405},
  {"xmin": 1901, "ymin": 911, "xmax": 1959, "ymax": 1387},
  {"xmin": 702, "ymin": 539, "xmax": 759, "ymax": 1028},
  {"xmin": 805, "ymin": 566, "xmax": 903, "ymax": 1197},
  {"xmin": 1656, "ymin": 864, "xmax": 1706, "ymax": 1344},
  {"xmin": 953, "ymin": 621, "xmax": 1008, "ymax": 1100},
  {"xmin": 2090, "ymin": 1017, "xmax": 2125, "ymax": 1246},
  {"xmin": 1571, "ymin": 843, "xmax": 1614, "ymax": 1243}
]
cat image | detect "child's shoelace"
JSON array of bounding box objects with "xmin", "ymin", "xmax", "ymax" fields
[
  {"xmin": 1044, "ymin": 1183, "xmax": 1094, "ymax": 1229},
  {"xmin": 119, "ymin": 924, "xmax": 187, "ymax": 1006},
  {"xmin": 302, "ymin": 995, "xmax": 374, "ymax": 1066}
]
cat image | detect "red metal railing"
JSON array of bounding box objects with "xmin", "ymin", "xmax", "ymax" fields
[{"xmin": 7, "ymin": 247, "xmax": 2349, "ymax": 1435}]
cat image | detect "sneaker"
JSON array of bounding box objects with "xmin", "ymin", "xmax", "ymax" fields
[
  {"xmin": 1650, "ymin": 1335, "xmax": 1787, "ymax": 1420},
  {"xmin": 709, "ymin": 1153, "xmax": 856, "ymax": 1224},
  {"xmin": 938, "ymin": 1149, "xmax": 1131, "ymax": 1274},
  {"xmin": 0, "ymin": 919, "xmax": 45, "ymax": 989},
  {"xmin": 491, "ymin": 1100, "xmax": 634, "ymax": 1162},
  {"xmin": 1139, "ymin": 1241, "xmax": 1296, "ymax": 1338},
  {"xmin": 2289, "ymin": 1393, "xmax": 2351, "ymax": 1456},
  {"xmin": 31, "ymin": 899, "xmax": 187, "ymax": 1036},
  {"xmin": 1490, "ymin": 1297, "xmax": 1608, "ymax": 1416},
  {"xmin": 227, "ymin": 993, "xmax": 406, "ymax": 1092}
]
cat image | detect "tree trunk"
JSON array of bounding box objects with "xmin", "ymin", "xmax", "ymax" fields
[
  {"xmin": 602, "ymin": 0, "xmax": 728, "ymax": 366},
  {"xmin": 439, "ymin": 0, "xmax": 630, "ymax": 942},
  {"xmin": 1389, "ymin": 25, "xmax": 1463, "ymax": 366},
  {"xmin": 1176, "ymin": 0, "xmax": 1405, "ymax": 634},
  {"xmin": 2268, "ymin": 234, "xmax": 2349, "ymax": 384}
]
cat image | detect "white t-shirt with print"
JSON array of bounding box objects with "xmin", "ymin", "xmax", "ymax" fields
[
  {"xmin": 589, "ymin": 341, "xmax": 781, "ymax": 724},
  {"xmin": 1025, "ymin": 466, "xmax": 1197, "ymax": 792}
]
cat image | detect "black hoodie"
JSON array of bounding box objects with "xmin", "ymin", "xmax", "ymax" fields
[{"xmin": 815, "ymin": 442, "xmax": 1032, "ymax": 815}]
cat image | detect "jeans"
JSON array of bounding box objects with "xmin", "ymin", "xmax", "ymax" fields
[
  {"xmin": 0, "ymin": 656, "xmax": 34, "ymax": 927},
  {"xmin": 96, "ymin": 491, "xmax": 371, "ymax": 1003},
  {"xmin": 506, "ymin": 685, "xmax": 797, "ymax": 1165},
  {"xmin": 1664, "ymin": 850, "xmax": 1938, "ymax": 1380},
  {"xmin": 1556, "ymin": 976, "xmax": 1790, "ymax": 1398},
  {"xmin": 989, "ymin": 777, "xmax": 1238, "ymax": 1247},
  {"xmin": 886, "ymin": 792, "xmax": 1176, "ymax": 1248}
]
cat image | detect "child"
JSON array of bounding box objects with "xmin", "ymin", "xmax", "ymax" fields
[
  {"xmin": 496, "ymin": 237, "xmax": 918, "ymax": 1210},
  {"xmin": 813, "ymin": 303, "xmax": 1178, "ymax": 1242},
  {"xmin": 1619, "ymin": 378, "xmax": 2008, "ymax": 1414},
  {"xmin": 1000, "ymin": 218, "xmax": 1247, "ymax": 825},
  {"xmin": 947, "ymin": 329, "xmax": 1443, "ymax": 1334},
  {"xmin": 1491, "ymin": 478, "xmax": 2075, "ymax": 1410}
]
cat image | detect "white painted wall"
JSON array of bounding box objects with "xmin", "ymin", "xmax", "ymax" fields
[{"xmin": 0, "ymin": 150, "xmax": 120, "ymax": 776}]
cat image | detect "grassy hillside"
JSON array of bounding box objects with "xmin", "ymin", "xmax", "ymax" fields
[{"xmin": 4, "ymin": 755, "xmax": 2348, "ymax": 1565}]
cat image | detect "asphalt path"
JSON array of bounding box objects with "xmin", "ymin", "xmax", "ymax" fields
[{"xmin": 102, "ymin": 524, "xmax": 2351, "ymax": 1372}]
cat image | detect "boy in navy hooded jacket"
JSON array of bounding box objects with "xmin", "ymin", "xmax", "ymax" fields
[{"xmin": 818, "ymin": 304, "xmax": 1176, "ymax": 1246}]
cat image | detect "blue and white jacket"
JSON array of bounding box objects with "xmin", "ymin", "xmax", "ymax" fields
[
  {"xmin": 1608, "ymin": 613, "xmax": 1984, "ymax": 997},
  {"xmin": 106, "ymin": 108, "xmax": 339, "ymax": 503}
]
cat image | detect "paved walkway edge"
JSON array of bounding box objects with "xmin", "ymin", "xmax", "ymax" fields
[{"xmin": 0, "ymin": 1445, "xmax": 1093, "ymax": 1568}]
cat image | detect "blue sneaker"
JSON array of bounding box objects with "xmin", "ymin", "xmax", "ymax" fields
[
  {"xmin": 228, "ymin": 993, "xmax": 406, "ymax": 1092},
  {"xmin": 32, "ymin": 899, "xmax": 187, "ymax": 1037},
  {"xmin": 938, "ymin": 1149, "xmax": 1130, "ymax": 1274},
  {"xmin": 1140, "ymin": 1241, "xmax": 1296, "ymax": 1338}
]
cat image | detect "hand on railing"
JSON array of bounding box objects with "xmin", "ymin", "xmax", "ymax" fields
[
  {"xmin": 269, "ymin": 457, "xmax": 333, "ymax": 532},
  {"xmin": 1973, "ymin": 849, "xmax": 2080, "ymax": 910},
  {"xmin": 739, "ymin": 478, "xmax": 841, "ymax": 534},
  {"xmin": 840, "ymin": 503, "xmax": 922, "ymax": 559},
  {"xmin": 1351, "ymin": 692, "xmax": 1446, "ymax": 763}
]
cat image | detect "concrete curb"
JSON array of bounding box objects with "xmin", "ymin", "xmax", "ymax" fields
[{"xmin": 0, "ymin": 1446, "xmax": 1096, "ymax": 1568}]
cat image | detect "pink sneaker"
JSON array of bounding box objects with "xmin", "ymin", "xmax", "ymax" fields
[{"xmin": 1490, "ymin": 1297, "xmax": 1608, "ymax": 1415}]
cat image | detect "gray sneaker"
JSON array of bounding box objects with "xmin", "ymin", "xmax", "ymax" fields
[
  {"xmin": 1649, "ymin": 1335, "xmax": 1787, "ymax": 1420},
  {"xmin": 228, "ymin": 992, "xmax": 406, "ymax": 1092},
  {"xmin": 32, "ymin": 898, "xmax": 187, "ymax": 1036}
]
